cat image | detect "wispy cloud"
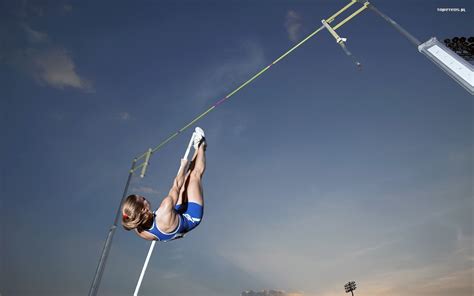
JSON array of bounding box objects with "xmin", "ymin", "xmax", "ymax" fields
[
  {"xmin": 62, "ymin": 4, "xmax": 73, "ymax": 13},
  {"xmin": 454, "ymin": 227, "xmax": 473, "ymax": 260},
  {"xmin": 27, "ymin": 47, "xmax": 93, "ymax": 90},
  {"xmin": 350, "ymin": 239, "xmax": 399, "ymax": 257},
  {"xmin": 21, "ymin": 22, "xmax": 48, "ymax": 43},
  {"xmin": 4, "ymin": 3, "xmax": 92, "ymax": 92},
  {"xmin": 216, "ymin": 182, "xmax": 472, "ymax": 296},
  {"xmin": 118, "ymin": 112, "xmax": 131, "ymax": 121},
  {"xmin": 285, "ymin": 10, "xmax": 303, "ymax": 42},
  {"xmin": 131, "ymin": 185, "xmax": 161, "ymax": 196},
  {"xmin": 356, "ymin": 265, "xmax": 474, "ymax": 296},
  {"xmin": 193, "ymin": 40, "xmax": 265, "ymax": 106},
  {"xmin": 416, "ymin": 268, "xmax": 474, "ymax": 296},
  {"xmin": 185, "ymin": 40, "xmax": 264, "ymax": 143}
]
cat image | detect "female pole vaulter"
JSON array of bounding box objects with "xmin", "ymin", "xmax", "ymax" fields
[{"xmin": 121, "ymin": 127, "xmax": 206, "ymax": 242}]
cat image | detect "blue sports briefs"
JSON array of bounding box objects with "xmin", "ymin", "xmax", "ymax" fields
[{"xmin": 145, "ymin": 202, "xmax": 203, "ymax": 242}]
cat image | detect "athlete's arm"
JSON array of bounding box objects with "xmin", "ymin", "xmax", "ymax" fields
[
  {"xmin": 134, "ymin": 229, "xmax": 156, "ymax": 241},
  {"xmin": 153, "ymin": 158, "xmax": 189, "ymax": 231},
  {"xmin": 168, "ymin": 158, "xmax": 189, "ymax": 206},
  {"xmin": 156, "ymin": 196, "xmax": 179, "ymax": 231}
]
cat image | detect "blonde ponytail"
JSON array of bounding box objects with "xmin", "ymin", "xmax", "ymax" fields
[{"xmin": 121, "ymin": 195, "xmax": 154, "ymax": 231}]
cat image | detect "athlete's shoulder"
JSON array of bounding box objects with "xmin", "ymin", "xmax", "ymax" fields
[{"xmin": 135, "ymin": 229, "xmax": 156, "ymax": 241}]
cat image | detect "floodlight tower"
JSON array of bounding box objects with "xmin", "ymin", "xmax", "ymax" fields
[
  {"xmin": 358, "ymin": 0, "xmax": 473, "ymax": 95},
  {"xmin": 344, "ymin": 281, "xmax": 357, "ymax": 296}
]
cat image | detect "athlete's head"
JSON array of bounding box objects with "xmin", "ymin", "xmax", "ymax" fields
[{"xmin": 121, "ymin": 194, "xmax": 154, "ymax": 231}]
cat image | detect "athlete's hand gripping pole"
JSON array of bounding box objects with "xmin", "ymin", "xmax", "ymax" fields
[{"xmin": 133, "ymin": 132, "xmax": 196, "ymax": 296}]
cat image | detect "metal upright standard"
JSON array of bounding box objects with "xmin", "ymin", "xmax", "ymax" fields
[
  {"xmin": 88, "ymin": 147, "xmax": 156, "ymax": 296},
  {"xmin": 88, "ymin": 159, "xmax": 137, "ymax": 296}
]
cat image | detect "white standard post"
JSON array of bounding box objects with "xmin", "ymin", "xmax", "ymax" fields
[{"xmin": 132, "ymin": 132, "xmax": 196, "ymax": 296}]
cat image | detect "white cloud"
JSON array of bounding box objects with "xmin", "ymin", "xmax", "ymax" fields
[
  {"xmin": 63, "ymin": 4, "xmax": 73, "ymax": 12},
  {"xmin": 354, "ymin": 265, "xmax": 474, "ymax": 296},
  {"xmin": 233, "ymin": 122, "xmax": 247, "ymax": 136},
  {"xmin": 51, "ymin": 112, "xmax": 65, "ymax": 121},
  {"xmin": 454, "ymin": 227, "xmax": 473, "ymax": 261},
  {"xmin": 21, "ymin": 23, "xmax": 48, "ymax": 43},
  {"xmin": 119, "ymin": 112, "xmax": 131, "ymax": 120},
  {"xmin": 285, "ymin": 10, "xmax": 303, "ymax": 42},
  {"xmin": 29, "ymin": 47, "xmax": 93, "ymax": 91},
  {"xmin": 350, "ymin": 239, "xmax": 399, "ymax": 257},
  {"xmin": 131, "ymin": 185, "xmax": 161, "ymax": 196},
  {"xmin": 5, "ymin": 22, "xmax": 92, "ymax": 92}
]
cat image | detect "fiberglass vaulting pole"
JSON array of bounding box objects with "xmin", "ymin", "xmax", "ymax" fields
[
  {"xmin": 133, "ymin": 132, "xmax": 196, "ymax": 296},
  {"xmin": 88, "ymin": 159, "xmax": 137, "ymax": 296}
]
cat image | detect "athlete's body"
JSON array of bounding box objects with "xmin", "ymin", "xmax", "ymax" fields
[{"xmin": 121, "ymin": 128, "xmax": 206, "ymax": 242}]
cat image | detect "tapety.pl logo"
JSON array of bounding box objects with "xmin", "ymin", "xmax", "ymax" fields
[{"xmin": 437, "ymin": 7, "xmax": 466, "ymax": 12}]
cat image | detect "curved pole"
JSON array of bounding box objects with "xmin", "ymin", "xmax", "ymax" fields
[
  {"xmin": 133, "ymin": 132, "xmax": 196, "ymax": 296},
  {"xmin": 133, "ymin": 241, "xmax": 156, "ymax": 296}
]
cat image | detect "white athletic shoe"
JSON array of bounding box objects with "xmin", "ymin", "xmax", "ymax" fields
[
  {"xmin": 195, "ymin": 127, "xmax": 205, "ymax": 138},
  {"xmin": 193, "ymin": 127, "xmax": 206, "ymax": 149}
]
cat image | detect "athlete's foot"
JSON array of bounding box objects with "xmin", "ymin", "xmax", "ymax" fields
[{"xmin": 193, "ymin": 127, "xmax": 206, "ymax": 150}]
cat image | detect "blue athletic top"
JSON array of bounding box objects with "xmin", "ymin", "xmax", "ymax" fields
[{"xmin": 144, "ymin": 202, "xmax": 203, "ymax": 242}]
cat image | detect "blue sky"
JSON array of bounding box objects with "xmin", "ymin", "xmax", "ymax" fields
[{"xmin": 1, "ymin": 1, "xmax": 473, "ymax": 296}]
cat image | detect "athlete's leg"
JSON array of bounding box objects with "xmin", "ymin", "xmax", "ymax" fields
[
  {"xmin": 177, "ymin": 139, "xmax": 205, "ymax": 231},
  {"xmin": 185, "ymin": 143, "xmax": 206, "ymax": 206},
  {"xmin": 176, "ymin": 148, "xmax": 199, "ymax": 206}
]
